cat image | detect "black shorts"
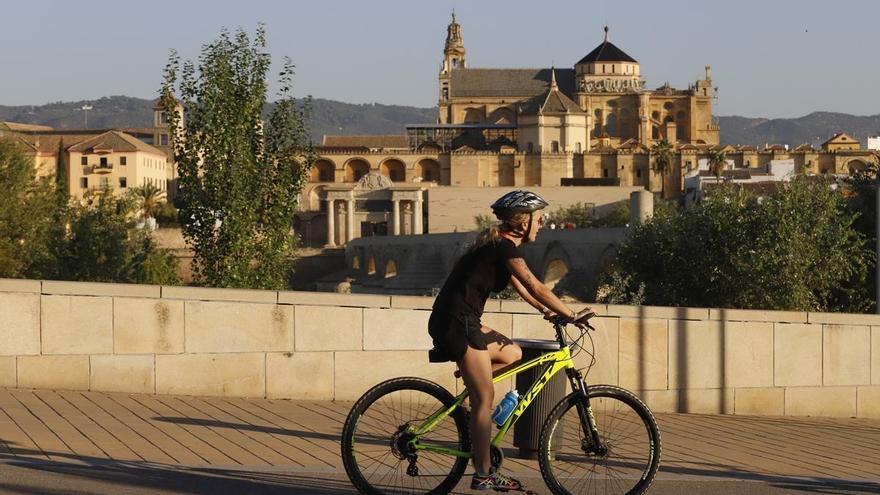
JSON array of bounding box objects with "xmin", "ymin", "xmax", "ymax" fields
[{"xmin": 428, "ymin": 311, "xmax": 488, "ymax": 363}]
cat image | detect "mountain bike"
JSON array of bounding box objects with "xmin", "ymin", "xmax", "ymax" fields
[{"xmin": 341, "ymin": 316, "xmax": 661, "ymax": 494}]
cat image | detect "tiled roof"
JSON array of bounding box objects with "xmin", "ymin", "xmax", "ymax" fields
[
  {"xmin": 520, "ymin": 82, "xmax": 584, "ymax": 115},
  {"xmin": 450, "ymin": 68, "xmax": 576, "ymax": 98},
  {"xmin": 1, "ymin": 122, "xmax": 54, "ymax": 132},
  {"xmin": 822, "ymin": 133, "xmax": 857, "ymax": 146},
  {"xmin": 576, "ymin": 40, "xmax": 637, "ymax": 65},
  {"xmin": 320, "ymin": 135, "xmax": 408, "ymax": 149},
  {"xmin": 68, "ymin": 130, "xmax": 166, "ymax": 156}
]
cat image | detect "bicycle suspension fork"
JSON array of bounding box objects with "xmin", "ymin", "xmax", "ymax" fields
[{"xmin": 566, "ymin": 368, "xmax": 606, "ymax": 455}]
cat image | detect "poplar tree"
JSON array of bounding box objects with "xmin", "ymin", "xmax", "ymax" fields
[{"xmin": 161, "ymin": 26, "xmax": 314, "ymax": 289}]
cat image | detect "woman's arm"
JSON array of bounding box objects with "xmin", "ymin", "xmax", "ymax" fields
[
  {"xmin": 510, "ymin": 275, "xmax": 546, "ymax": 313},
  {"xmin": 506, "ymin": 257, "xmax": 584, "ymax": 320}
]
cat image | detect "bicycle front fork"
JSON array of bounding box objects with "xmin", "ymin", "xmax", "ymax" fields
[{"xmin": 566, "ymin": 368, "xmax": 607, "ymax": 456}]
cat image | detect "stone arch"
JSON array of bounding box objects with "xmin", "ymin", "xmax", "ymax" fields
[
  {"xmin": 417, "ymin": 158, "xmax": 441, "ymax": 183},
  {"xmin": 605, "ymin": 113, "xmax": 618, "ymax": 136},
  {"xmin": 847, "ymin": 159, "xmax": 867, "ymax": 174},
  {"xmin": 385, "ymin": 259, "xmax": 398, "ymax": 278},
  {"xmin": 541, "ymin": 242, "xmax": 572, "ymax": 290},
  {"xmin": 379, "ymin": 158, "xmax": 406, "ymax": 182},
  {"xmin": 344, "ymin": 158, "xmax": 371, "ymax": 182},
  {"xmin": 310, "ymin": 158, "xmax": 335, "ymax": 182},
  {"xmin": 463, "ymin": 107, "xmax": 483, "ymax": 124},
  {"xmin": 489, "ymin": 107, "xmax": 516, "ymax": 124},
  {"xmin": 308, "ymin": 185, "xmax": 327, "ymax": 211}
]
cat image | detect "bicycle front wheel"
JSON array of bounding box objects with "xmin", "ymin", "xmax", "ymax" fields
[
  {"xmin": 539, "ymin": 385, "xmax": 661, "ymax": 495},
  {"xmin": 341, "ymin": 377, "xmax": 470, "ymax": 495}
]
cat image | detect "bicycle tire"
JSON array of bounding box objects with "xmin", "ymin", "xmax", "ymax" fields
[
  {"xmin": 341, "ymin": 377, "xmax": 470, "ymax": 495},
  {"xmin": 538, "ymin": 385, "xmax": 661, "ymax": 495}
]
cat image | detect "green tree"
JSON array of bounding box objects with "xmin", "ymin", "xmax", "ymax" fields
[
  {"xmin": 651, "ymin": 139, "xmax": 674, "ymax": 198},
  {"xmin": 0, "ymin": 139, "xmax": 62, "ymax": 278},
  {"xmin": 599, "ymin": 178, "xmax": 870, "ymax": 312},
  {"xmin": 52, "ymin": 189, "xmax": 179, "ymax": 285},
  {"xmin": 707, "ymin": 149, "xmax": 727, "ymax": 182},
  {"xmin": 162, "ymin": 26, "xmax": 314, "ymax": 289}
]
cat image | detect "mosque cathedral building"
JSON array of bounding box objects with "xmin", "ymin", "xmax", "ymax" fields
[{"xmin": 301, "ymin": 14, "xmax": 877, "ymax": 246}]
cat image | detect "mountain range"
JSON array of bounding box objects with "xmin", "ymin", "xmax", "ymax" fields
[{"xmin": 2, "ymin": 95, "xmax": 878, "ymax": 148}]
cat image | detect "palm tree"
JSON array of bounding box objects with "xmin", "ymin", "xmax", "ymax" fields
[
  {"xmin": 651, "ymin": 139, "xmax": 674, "ymax": 198},
  {"xmin": 707, "ymin": 150, "xmax": 728, "ymax": 182},
  {"xmin": 129, "ymin": 184, "xmax": 165, "ymax": 220}
]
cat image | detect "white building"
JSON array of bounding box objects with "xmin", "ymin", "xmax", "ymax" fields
[
  {"xmin": 683, "ymin": 158, "xmax": 796, "ymax": 207},
  {"xmin": 867, "ymin": 136, "xmax": 880, "ymax": 151}
]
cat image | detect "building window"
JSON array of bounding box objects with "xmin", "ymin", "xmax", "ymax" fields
[
  {"xmin": 527, "ymin": 142, "xmax": 534, "ymax": 153},
  {"xmin": 637, "ymin": 169, "xmax": 642, "ymax": 178},
  {"xmin": 81, "ymin": 156, "xmax": 87, "ymax": 165},
  {"xmin": 159, "ymin": 111, "xmax": 168, "ymax": 124},
  {"xmin": 160, "ymin": 133, "xmax": 169, "ymax": 146},
  {"xmin": 575, "ymin": 142, "xmax": 582, "ymax": 153},
  {"xmin": 424, "ymin": 169, "xmax": 434, "ymax": 182},
  {"xmin": 80, "ymin": 177, "xmax": 88, "ymax": 189},
  {"xmin": 100, "ymin": 157, "xmax": 108, "ymax": 166},
  {"xmin": 119, "ymin": 177, "xmax": 127, "ymax": 188},
  {"xmin": 551, "ymin": 141, "xmax": 559, "ymax": 153},
  {"xmin": 120, "ymin": 156, "xmax": 127, "ymax": 165},
  {"xmin": 100, "ymin": 177, "xmax": 109, "ymax": 188},
  {"xmin": 603, "ymin": 169, "xmax": 608, "ymax": 178}
]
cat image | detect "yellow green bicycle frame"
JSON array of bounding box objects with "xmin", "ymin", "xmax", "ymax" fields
[{"xmin": 409, "ymin": 345, "xmax": 574, "ymax": 458}]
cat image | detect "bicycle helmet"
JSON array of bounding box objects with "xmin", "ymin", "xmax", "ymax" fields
[{"xmin": 490, "ymin": 190, "xmax": 549, "ymax": 242}]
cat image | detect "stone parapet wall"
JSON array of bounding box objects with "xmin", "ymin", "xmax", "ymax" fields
[{"xmin": 1, "ymin": 278, "xmax": 878, "ymax": 419}]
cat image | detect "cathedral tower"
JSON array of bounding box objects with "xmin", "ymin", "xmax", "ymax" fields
[{"xmin": 439, "ymin": 11, "xmax": 466, "ymax": 123}]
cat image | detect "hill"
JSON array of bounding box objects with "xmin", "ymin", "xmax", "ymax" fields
[{"xmin": 2, "ymin": 95, "xmax": 878, "ymax": 147}]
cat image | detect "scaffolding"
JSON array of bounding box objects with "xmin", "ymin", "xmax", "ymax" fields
[{"xmin": 405, "ymin": 123, "xmax": 517, "ymax": 152}]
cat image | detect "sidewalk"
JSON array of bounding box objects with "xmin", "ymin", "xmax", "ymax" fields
[{"xmin": 0, "ymin": 389, "xmax": 876, "ymax": 494}]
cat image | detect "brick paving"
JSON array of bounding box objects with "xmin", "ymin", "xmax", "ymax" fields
[{"xmin": 0, "ymin": 389, "xmax": 877, "ymax": 493}]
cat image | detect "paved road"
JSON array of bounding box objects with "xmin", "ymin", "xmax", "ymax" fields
[{"xmin": 0, "ymin": 389, "xmax": 876, "ymax": 494}]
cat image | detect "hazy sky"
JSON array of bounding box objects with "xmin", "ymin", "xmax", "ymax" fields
[{"xmin": 2, "ymin": 0, "xmax": 878, "ymax": 118}]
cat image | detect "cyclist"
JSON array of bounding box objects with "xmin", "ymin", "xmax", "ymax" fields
[{"xmin": 428, "ymin": 190, "xmax": 596, "ymax": 491}]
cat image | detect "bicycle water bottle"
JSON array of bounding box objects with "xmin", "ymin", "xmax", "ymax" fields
[{"xmin": 491, "ymin": 391, "xmax": 520, "ymax": 427}]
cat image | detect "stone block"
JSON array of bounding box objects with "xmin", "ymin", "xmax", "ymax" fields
[
  {"xmin": 619, "ymin": 318, "xmax": 668, "ymax": 391},
  {"xmin": 808, "ymin": 312, "xmax": 880, "ymax": 326},
  {"xmin": 185, "ymin": 301, "xmax": 293, "ymax": 353},
  {"xmin": 155, "ymin": 353, "xmax": 265, "ymax": 397},
  {"xmin": 41, "ymin": 295, "xmax": 113, "ymax": 354},
  {"xmin": 0, "ymin": 292, "xmax": 40, "ymax": 356},
  {"xmin": 636, "ymin": 390, "xmax": 677, "ymax": 414},
  {"xmin": 278, "ymin": 291, "xmax": 390, "ymax": 308},
  {"xmin": 363, "ymin": 308, "xmax": 432, "ymax": 350},
  {"xmin": 90, "ymin": 355, "xmax": 155, "ymax": 394},
  {"xmin": 334, "ymin": 350, "xmax": 456, "ymax": 400},
  {"xmin": 857, "ymin": 387, "xmax": 880, "ymax": 419},
  {"xmin": 18, "ymin": 355, "xmax": 89, "ymax": 390},
  {"xmin": 734, "ymin": 388, "xmax": 785, "ymax": 416},
  {"xmin": 511, "ymin": 314, "xmax": 556, "ymax": 340},
  {"xmin": 267, "ymin": 352, "xmax": 333, "ymax": 400},
  {"xmin": 114, "ymin": 298, "xmax": 184, "ymax": 354},
  {"xmin": 683, "ymin": 388, "xmax": 735, "ymax": 414},
  {"xmin": 0, "ymin": 278, "xmax": 40, "ymax": 293},
  {"xmin": 709, "ymin": 308, "xmax": 806, "ymax": 324},
  {"xmin": 0, "ymin": 357, "xmax": 16, "ymax": 387},
  {"xmin": 390, "ymin": 296, "xmax": 435, "ymax": 310},
  {"xmin": 480, "ymin": 312, "xmax": 513, "ymax": 335},
  {"xmin": 774, "ymin": 323, "xmax": 822, "ymax": 387},
  {"xmin": 573, "ymin": 317, "xmax": 618, "ymax": 386},
  {"xmin": 606, "ymin": 305, "xmax": 708, "ymax": 320},
  {"xmin": 295, "ymin": 305, "xmax": 362, "ymax": 351},
  {"xmin": 823, "ymin": 325, "xmax": 871, "ymax": 386},
  {"xmin": 872, "ymin": 327, "xmax": 880, "ymax": 385},
  {"xmin": 668, "ymin": 320, "xmax": 720, "ymax": 389},
  {"xmin": 499, "ymin": 300, "xmax": 536, "ymax": 314},
  {"xmin": 42, "ymin": 280, "xmax": 159, "ymax": 298},
  {"xmin": 785, "ymin": 387, "xmax": 856, "ymax": 417},
  {"xmin": 162, "ymin": 286, "xmax": 276, "ymax": 304},
  {"xmin": 720, "ymin": 321, "xmax": 773, "ymax": 388}
]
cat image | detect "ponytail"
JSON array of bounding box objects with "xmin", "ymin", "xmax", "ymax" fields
[{"xmin": 468, "ymin": 211, "xmax": 531, "ymax": 252}]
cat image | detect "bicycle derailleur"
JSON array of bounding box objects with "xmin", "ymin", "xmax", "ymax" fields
[{"xmin": 390, "ymin": 424, "xmax": 421, "ymax": 476}]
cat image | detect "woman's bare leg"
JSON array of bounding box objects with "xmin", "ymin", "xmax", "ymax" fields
[{"xmin": 457, "ymin": 345, "xmax": 493, "ymax": 474}]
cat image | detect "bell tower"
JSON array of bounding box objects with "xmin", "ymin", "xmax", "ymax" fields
[{"xmin": 439, "ymin": 11, "xmax": 466, "ymax": 123}]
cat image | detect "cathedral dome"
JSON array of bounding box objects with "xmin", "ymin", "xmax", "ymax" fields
[{"xmin": 575, "ymin": 27, "xmax": 637, "ymax": 65}]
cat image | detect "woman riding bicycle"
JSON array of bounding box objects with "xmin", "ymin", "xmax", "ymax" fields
[{"xmin": 428, "ymin": 190, "xmax": 595, "ymax": 491}]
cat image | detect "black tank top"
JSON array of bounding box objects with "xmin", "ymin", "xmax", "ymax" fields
[{"xmin": 432, "ymin": 237, "xmax": 522, "ymax": 319}]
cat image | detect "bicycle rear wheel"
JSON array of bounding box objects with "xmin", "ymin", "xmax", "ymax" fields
[
  {"xmin": 341, "ymin": 377, "xmax": 470, "ymax": 495},
  {"xmin": 539, "ymin": 385, "xmax": 661, "ymax": 495}
]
